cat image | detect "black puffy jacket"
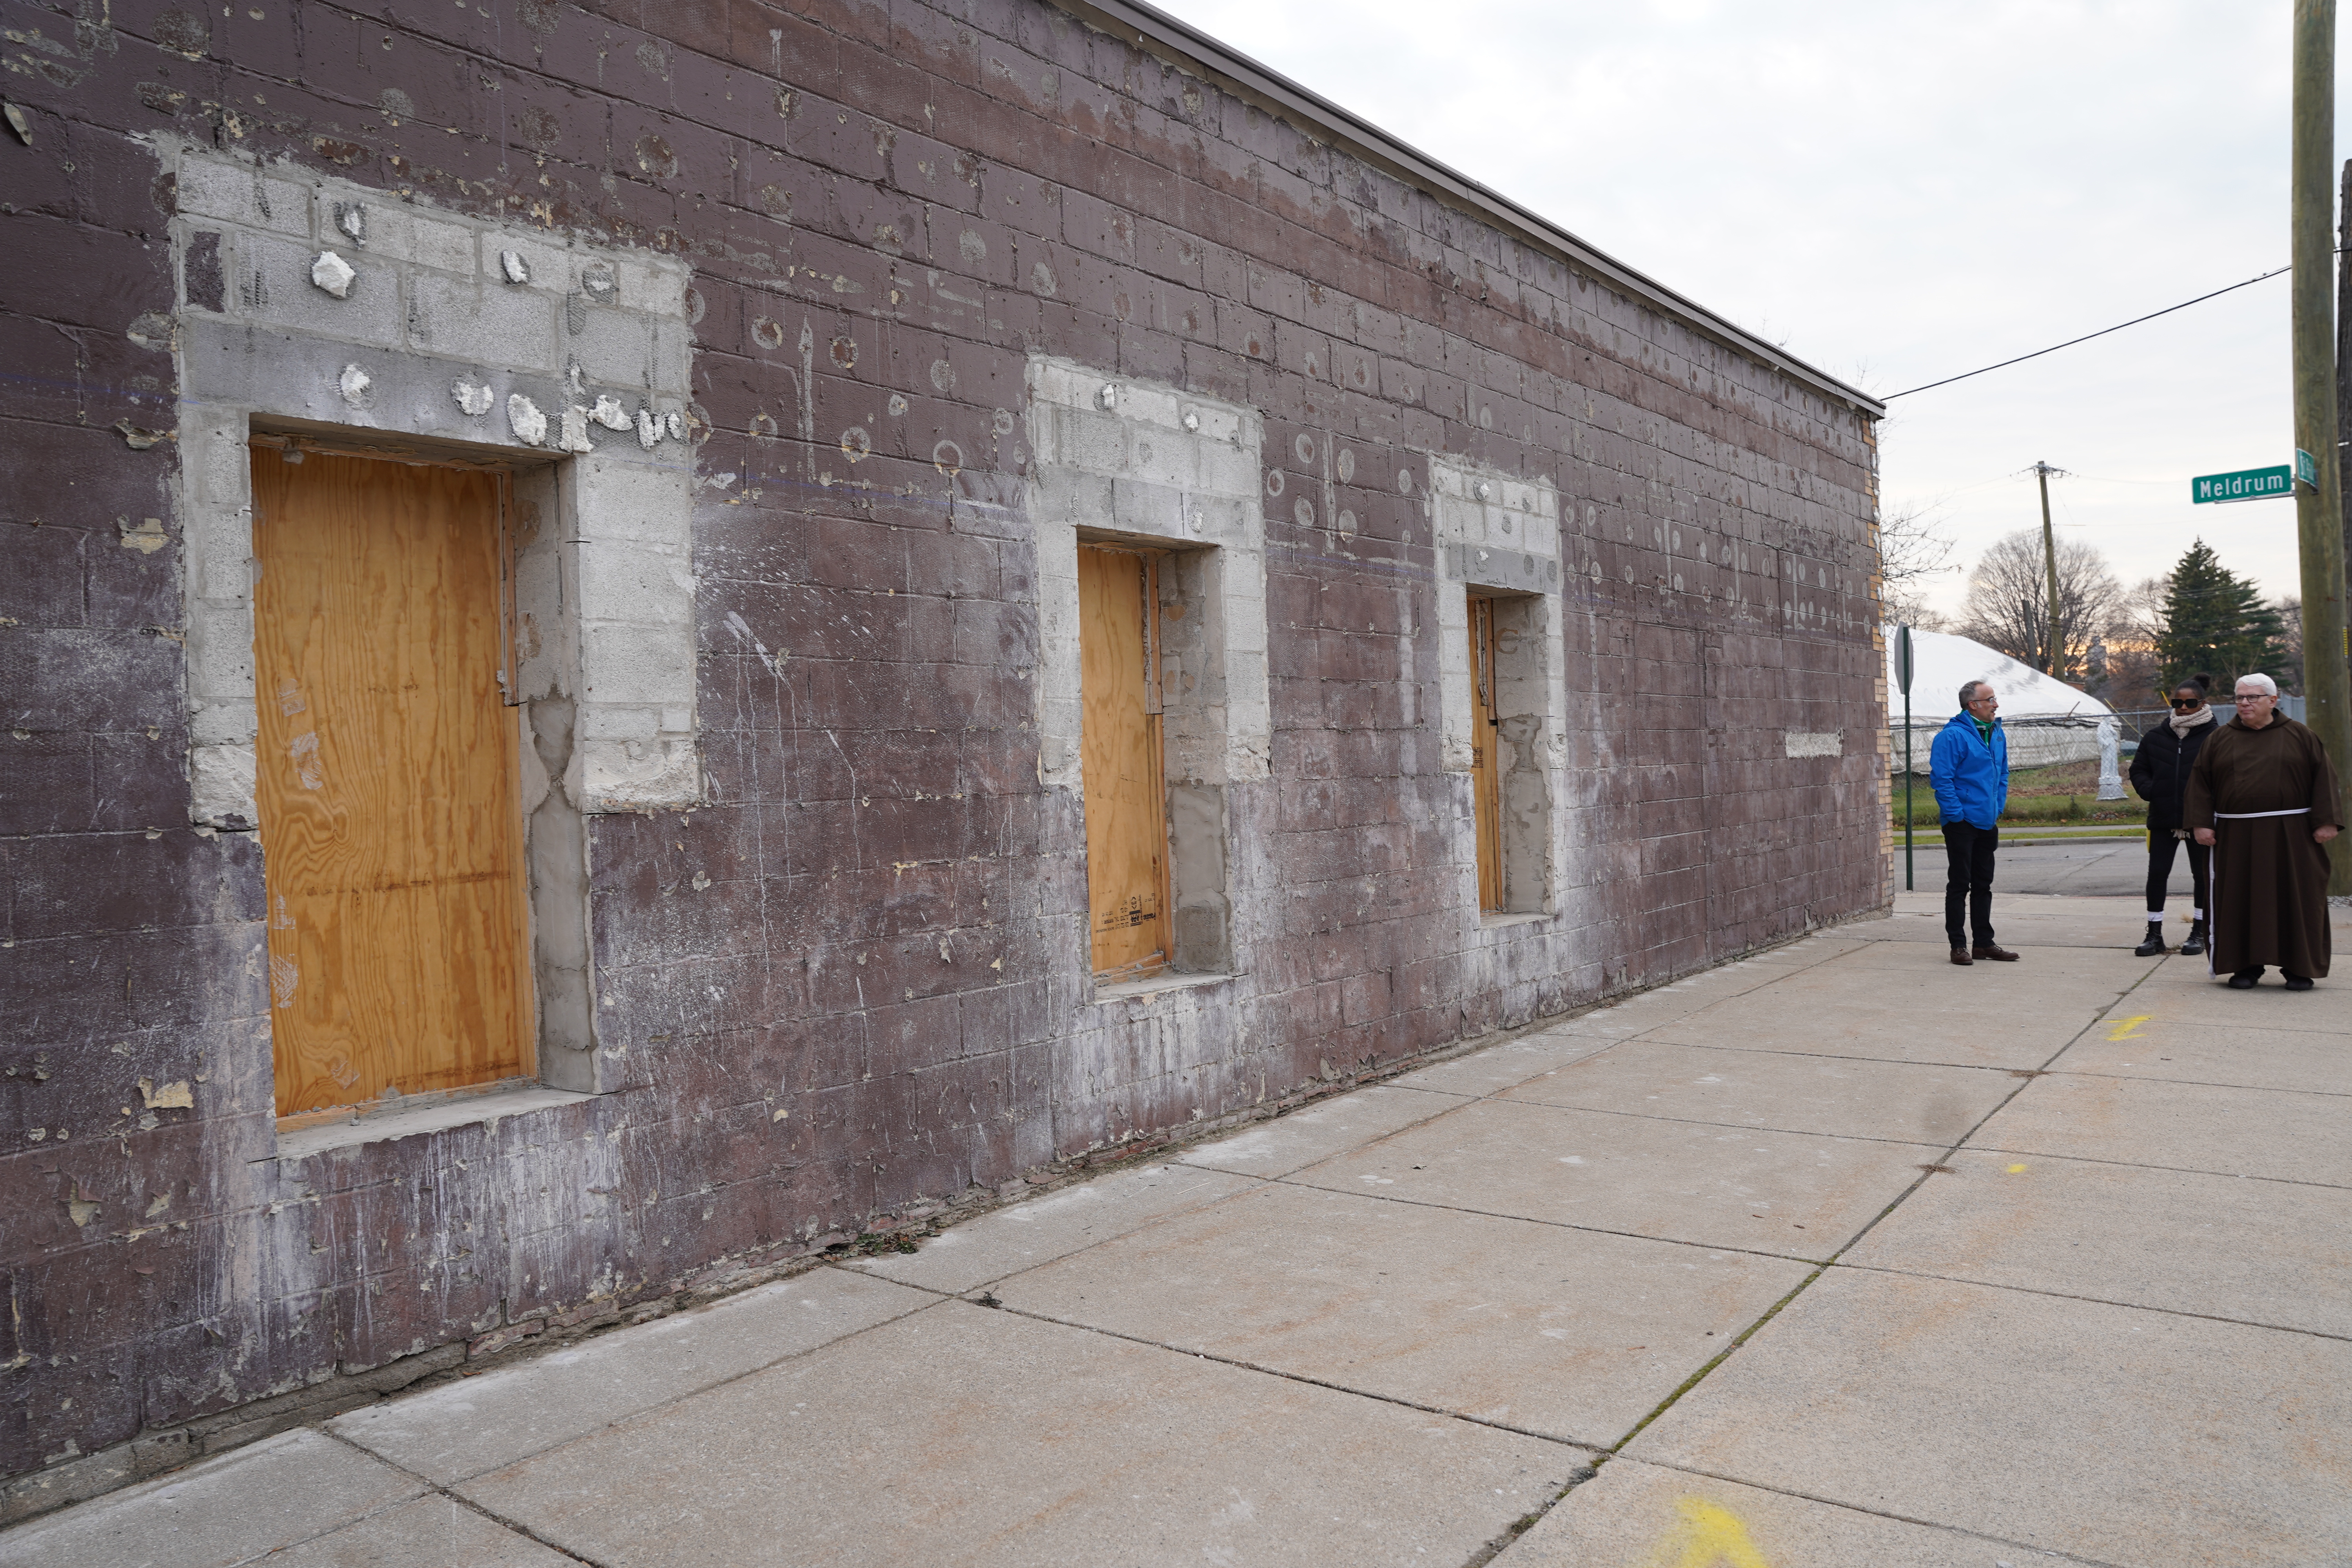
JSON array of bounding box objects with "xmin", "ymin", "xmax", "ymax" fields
[{"xmin": 2129, "ymin": 715, "xmax": 2215, "ymax": 833}]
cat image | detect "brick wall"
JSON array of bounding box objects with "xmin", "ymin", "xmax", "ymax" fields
[{"xmin": 0, "ymin": 0, "xmax": 1885, "ymax": 1491}]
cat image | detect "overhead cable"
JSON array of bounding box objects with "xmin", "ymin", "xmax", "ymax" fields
[{"xmin": 1882, "ymin": 265, "xmax": 2292, "ymax": 400}]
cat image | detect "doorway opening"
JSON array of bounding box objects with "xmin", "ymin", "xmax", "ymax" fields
[
  {"xmin": 1077, "ymin": 543, "xmax": 1171, "ymax": 980},
  {"xmin": 249, "ymin": 446, "xmax": 534, "ymax": 1117}
]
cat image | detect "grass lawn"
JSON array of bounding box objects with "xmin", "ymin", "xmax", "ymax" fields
[{"xmin": 1891, "ymin": 759, "xmax": 2148, "ymax": 831}]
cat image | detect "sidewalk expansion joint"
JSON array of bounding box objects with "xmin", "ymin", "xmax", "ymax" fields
[
  {"xmin": 1826, "ymin": 1263, "xmax": 2352, "ymax": 1343},
  {"xmin": 1622, "ymin": 1459, "xmax": 2136, "ymax": 1568},
  {"xmin": 1260, "ymin": 1174, "xmax": 1839, "ymax": 1269},
  {"xmin": 975, "ymin": 1297, "xmax": 1614, "ymax": 1454},
  {"xmin": 317, "ymin": 1425, "xmax": 608, "ymax": 1567}
]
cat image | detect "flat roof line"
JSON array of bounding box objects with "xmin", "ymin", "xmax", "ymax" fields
[{"xmin": 1053, "ymin": 0, "xmax": 1886, "ymax": 419}]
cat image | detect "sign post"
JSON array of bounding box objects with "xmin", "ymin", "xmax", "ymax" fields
[{"xmin": 1895, "ymin": 624, "xmax": 1915, "ymax": 892}]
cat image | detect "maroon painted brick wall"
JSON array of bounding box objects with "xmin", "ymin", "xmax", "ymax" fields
[{"xmin": 0, "ymin": 0, "xmax": 1884, "ymax": 1483}]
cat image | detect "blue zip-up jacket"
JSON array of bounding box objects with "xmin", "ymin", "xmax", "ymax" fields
[{"xmin": 1929, "ymin": 711, "xmax": 2007, "ymax": 828}]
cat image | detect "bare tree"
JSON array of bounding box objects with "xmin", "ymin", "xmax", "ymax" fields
[
  {"xmin": 1877, "ymin": 503, "xmax": 1956, "ymax": 630},
  {"xmin": 1956, "ymin": 528, "xmax": 2123, "ymax": 682},
  {"xmin": 2099, "ymin": 574, "xmax": 2171, "ymax": 706}
]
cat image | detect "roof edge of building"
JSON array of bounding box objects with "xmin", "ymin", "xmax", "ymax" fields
[{"xmin": 1054, "ymin": 0, "xmax": 1887, "ymax": 421}]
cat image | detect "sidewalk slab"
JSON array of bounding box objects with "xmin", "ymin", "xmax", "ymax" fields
[
  {"xmin": 1534, "ymin": 937, "xmax": 1871, "ymax": 1040},
  {"xmin": 1385, "ymin": 1031, "xmax": 1624, "ymax": 1096},
  {"xmin": 1625, "ymin": 1270, "xmax": 2352, "ymax": 1568},
  {"xmin": 1841, "ymin": 1150, "xmax": 2352, "ymax": 1337},
  {"xmin": 1286, "ymin": 1097, "xmax": 1936, "ymax": 1258},
  {"xmin": 1176, "ymin": 1084, "xmax": 1463, "ymax": 1177},
  {"xmin": 991, "ymin": 1182, "xmax": 1811, "ymax": 1447},
  {"xmin": 257, "ymin": 1494, "xmax": 571, "ymax": 1566},
  {"xmin": 1492, "ymin": 1457, "xmax": 2073, "ymax": 1568},
  {"xmin": 1642, "ymin": 945, "xmax": 2154, "ymax": 1068},
  {"xmin": 2052, "ymin": 1017, "xmax": 2352, "ymax": 1096},
  {"xmin": 1503, "ymin": 1040, "xmax": 2015, "ymax": 1147},
  {"xmin": 455, "ymin": 1302, "xmax": 1577, "ymax": 1568},
  {"xmin": 331, "ymin": 1269, "xmax": 935, "ymax": 1484},
  {"xmin": 0, "ymin": 1430, "xmax": 421, "ymax": 1568},
  {"xmin": 845, "ymin": 1162, "xmax": 1256, "ymax": 1295},
  {"xmin": 1965, "ymin": 1073, "xmax": 2352, "ymax": 1187},
  {"xmin": 2089, "ymin": 971, "xmax": 2347, "ymax": 1025}
]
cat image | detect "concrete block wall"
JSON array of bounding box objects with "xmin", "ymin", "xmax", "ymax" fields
[{"xmin": 0, "ymin": 0, "xmax": 1884, "ymax": 1492}]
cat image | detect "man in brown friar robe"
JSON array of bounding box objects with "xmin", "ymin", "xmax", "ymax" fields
[{"xmin": 2186, "ymin": 673, "xmax": 2343, "ymax": 989}]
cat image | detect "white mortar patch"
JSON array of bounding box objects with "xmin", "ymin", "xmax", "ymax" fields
[{"xmin": 166, "ymin": 144, "xmax": 700, "ymax": 824}]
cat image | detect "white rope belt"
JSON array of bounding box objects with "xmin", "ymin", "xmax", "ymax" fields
[{"xmin": 2213, "ymin": 808, "xmax": 2310, "ymax": 819}]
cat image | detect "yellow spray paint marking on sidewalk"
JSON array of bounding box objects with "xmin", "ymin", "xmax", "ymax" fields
[
  {"xmin": 2105, "ymin": 1014, "xmax": 2153, "ymax": 1040},
  {"xmin": 1641, "ymin": 1496, "xmax": 1772, "ymax": 1568},
  {"xmin": 2007, "ymin": 1163, "xmax": 2029, "ymax": 1174}
]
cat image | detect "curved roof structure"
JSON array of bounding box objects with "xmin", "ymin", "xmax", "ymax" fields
[{"xmin": 1887, "ymin": 629, "xmax": 2114, "ymax": 719}]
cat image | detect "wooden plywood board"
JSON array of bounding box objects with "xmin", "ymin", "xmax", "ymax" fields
[
  {"xmin": 249, "ymin": 449, "xmax": 533, "ymax": 1115},
  {"xmin": 1469, "ymin": 593, "xmax": 1503, "ymax": 911},
  {"xmin": 1078, "ymin": 545, "xmax": 1169, "ymax": 978}
]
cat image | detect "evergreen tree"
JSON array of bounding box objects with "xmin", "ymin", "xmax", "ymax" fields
[{"xmin": 2156, "ymin": 540, "xmax": 2290, "ymax": 690}]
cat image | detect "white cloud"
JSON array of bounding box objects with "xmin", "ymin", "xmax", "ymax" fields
[{"xmin": 1163, "ymin": 0, "xmax": 2341, "ymax": 611}]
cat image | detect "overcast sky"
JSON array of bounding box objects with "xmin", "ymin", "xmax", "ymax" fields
[{"xmin": 1164, "ymin": 0, "xmax": 2345, "ymax": 618}]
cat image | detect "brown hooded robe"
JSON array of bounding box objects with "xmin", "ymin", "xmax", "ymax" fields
[{"xmin": 2183, "ymin": 715, "xmax": 2343, "ymax": 978}]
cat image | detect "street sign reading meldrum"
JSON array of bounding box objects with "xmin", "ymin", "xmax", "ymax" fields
[{"xmin": 2192, "ymin": 465, "xmax": 2293, "ymax": 503}]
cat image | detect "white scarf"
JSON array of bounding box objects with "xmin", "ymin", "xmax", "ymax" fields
[{"xmin": 2169, "ymin": 704, "xmax": 2216, "ymax": 738}]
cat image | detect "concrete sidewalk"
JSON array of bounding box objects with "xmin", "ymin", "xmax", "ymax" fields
[{"xmin": 5, "ymin": 893, "xmax": 2346, "ymax": 1568}]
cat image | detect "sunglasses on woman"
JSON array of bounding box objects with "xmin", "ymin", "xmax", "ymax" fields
[{"xmin": 2171, "ymin": 697, "xmax": 2203, "ymax": 709}]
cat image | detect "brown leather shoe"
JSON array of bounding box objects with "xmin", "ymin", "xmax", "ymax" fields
[
  {"xmin": 1972, "ymin": 944, "xmax": 2020, "ymax": 962},
  {"xmin": 1949, "ymin": 948, "xmax": 1974, "ymax": 965}
]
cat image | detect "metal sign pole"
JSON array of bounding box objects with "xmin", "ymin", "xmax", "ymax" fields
[{"xmin": 1896, "ymin": 625, "xmax": 1915, "ymax": 893}]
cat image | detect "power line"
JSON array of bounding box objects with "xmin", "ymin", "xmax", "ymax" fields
[{"xmin": 1882, "ymin": 266, "xmax": 2292, "ymax": 400}]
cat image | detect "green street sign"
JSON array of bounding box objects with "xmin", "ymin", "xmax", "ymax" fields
[{"xmin": 2191, "ymin": 465, "xmax": 2293, "ymax": 504}]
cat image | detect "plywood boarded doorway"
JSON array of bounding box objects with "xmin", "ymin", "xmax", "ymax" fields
[
  {"xmin": 1078, "ymin": 544, "xmax": 1169, "ymax": 979},
  {"xmin": 1468, "ymin": 592, "xmax": 1504, "ymax": 912},
  {"xmin": 249, "ymin": 447, "xmax": 533, "ymax": 1116}
]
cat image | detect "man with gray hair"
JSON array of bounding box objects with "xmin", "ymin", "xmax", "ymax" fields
[
  {"xmin": 1931, "ymin": 679, "xmax": 2020, "ymax": 965},
  {"xmin": 2186, "ymin": 673, "xmax": 2342, "ymax": 989}
]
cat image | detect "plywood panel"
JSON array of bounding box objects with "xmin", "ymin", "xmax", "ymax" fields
[
  {"xmin": 1469, "ymin": 594, "xmax": 1503, "ymax": 911},
  {"xmin": 1078, "ymin": 545, "xmax": 1168, "ymax": 978},
  {"xmin": 250, "ymin": 448, "xmax": 532, "ymax": 1115}
]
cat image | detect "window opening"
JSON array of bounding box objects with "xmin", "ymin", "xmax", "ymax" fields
[
  {"xmin": 1468, "ymin": 591, "xmax": 1505, "ymax": 911},
  {"xmin": 1078, "ymin": 543, "xmax": 1171, "ymax": 980},
  {"xmin": 249, "ymin": 446, "xmax": 535, "ymax": 1115}
]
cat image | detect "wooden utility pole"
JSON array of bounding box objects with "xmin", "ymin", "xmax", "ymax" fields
[
  {"xmin": 2292, "ymin": 0, "xmax": 2352, "ymax": 893},
  {"xmin": 2033, "ymin": 461, "xmax": 2063, "ymax": 677}
]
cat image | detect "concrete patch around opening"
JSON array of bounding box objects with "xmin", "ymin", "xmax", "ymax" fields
[
  {"xmin": 1492, "ymin": 1456, "xmax": 2075, "ymax": 1567},
  {"xmin": 1502, "ymin": 1040, "xmax": 2016, "ymax": 1146},
  {"xmin": 1624, "ymin": 1269, "xmax": 2352, "ymax": 1568},
  {"xmin": 987, "ymin": 1182, "xmax": 1812, "ymax": 1447},
  {"xmin": 454, "ymin": 1303, "xmax": 1578, "ymax": 1568},
  {"xmin": 1964, "ymin": 1073, "xmax": 2352, "ymax": 1187},
  {"xmin": 238, "ymin": 1493, "xmax": 573, "ymax": 1567},
  {"xmin": 1176, "ymin": 1083, "xmax": 1467, "ymax": 1177},
  {"xmin": 2050, "ymin": 1016, "xmax": 2352, "ymax": 1096},
  {"xmin": 328, "ymin": 1269, "xmax": 936, "ymax": 1484},
  {"xmin": 1284, "ymin": 1097, "xmax": 1940, "ymax": 1258},
  {"xmin": 842, "ymin": 1162, "xmax": 1258, "ymax": 1295},
  {"xmin": 1840, "ymin": 1149, "xmax": 2352, "ymax": 1337},
  {"xmin": 0, "ymin": 1430, "xmax": 422, "ymax": 1568}
]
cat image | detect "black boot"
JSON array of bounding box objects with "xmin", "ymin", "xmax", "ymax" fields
[
  {"xmin": 2179, "ymin": 919, "xmax": 2207, "ymax": 957},
  {"xmin": 2132, "ymin": 921, "xmax": 2167, "ymax": 957}
]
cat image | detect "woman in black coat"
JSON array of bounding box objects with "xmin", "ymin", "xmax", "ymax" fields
[{"xmin": 2127, "ymin": 675, "xmax": 2216, "ymax": 955}]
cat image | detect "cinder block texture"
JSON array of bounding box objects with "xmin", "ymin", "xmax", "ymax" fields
[{"xmin": 0, "ymin": 0, "xmax": 1882, "ymax": 1491}]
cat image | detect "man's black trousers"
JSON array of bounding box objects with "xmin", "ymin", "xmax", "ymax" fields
[
  {"xmin": 1942, "ymin": 821, "xmax": 1998, "ymax": 950},
  {"xmin": 2144, "ymin": 831, "xmax": 2209, "ymax": 918}
]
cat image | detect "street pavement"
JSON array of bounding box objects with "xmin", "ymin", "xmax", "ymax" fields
[{"xmin": 4, "ymin": 889, "xmax": 2346, "ymax": 1568}]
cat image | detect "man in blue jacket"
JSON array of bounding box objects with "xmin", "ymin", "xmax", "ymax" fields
[{"xmin": 1931, "ymin": 680, "xmax": 2021, "ymax": 965}]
